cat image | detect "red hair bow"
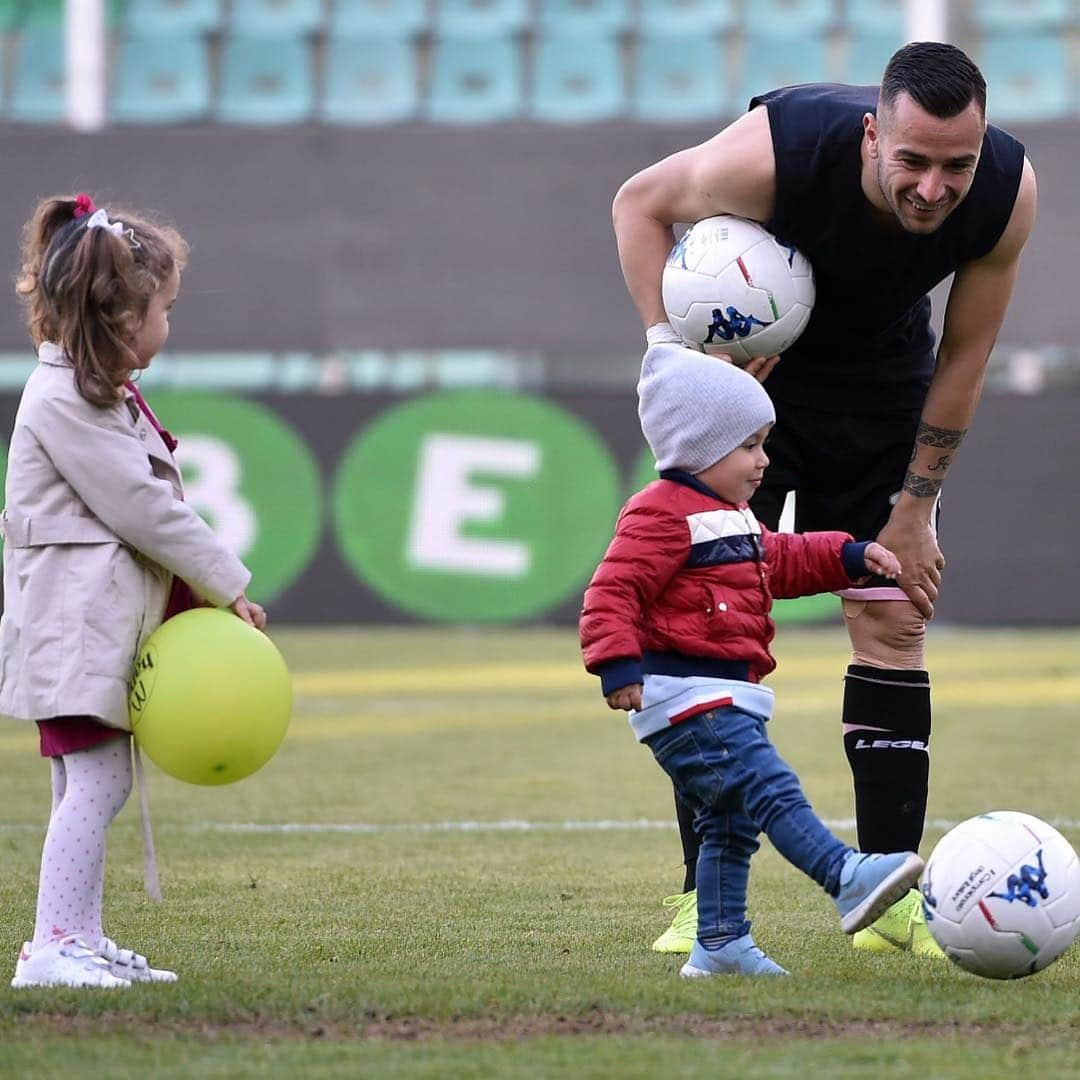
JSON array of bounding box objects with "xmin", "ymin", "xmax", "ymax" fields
[{"xmin": 73, "ymin": 193, "xmax": 96, "ymax": 219}]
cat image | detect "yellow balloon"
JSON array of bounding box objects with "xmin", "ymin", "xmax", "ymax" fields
[{"xmin": 128, "ymin": 609, "xmax": 292, "ymax": 786}]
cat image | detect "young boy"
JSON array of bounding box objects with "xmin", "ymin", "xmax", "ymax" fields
[{"xmin": 580, "ymin": 343, "xmax": 924, "ymax": 976}]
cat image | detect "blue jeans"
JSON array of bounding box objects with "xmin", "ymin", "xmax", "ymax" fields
[{"xmin": 645, "ymin": 706, "xmax": 852, "ymax": 948}]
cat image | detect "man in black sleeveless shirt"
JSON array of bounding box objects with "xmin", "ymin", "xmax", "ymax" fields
[{"xmin": 612, "ymin": 43, "xmax": 1036, "ymax": 959}]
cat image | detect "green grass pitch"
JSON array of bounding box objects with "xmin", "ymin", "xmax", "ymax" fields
[{"xmin": 0, "ymin": 625, "xmax": 1077, "ymax": 1077}]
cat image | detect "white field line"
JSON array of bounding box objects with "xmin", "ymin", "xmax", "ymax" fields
[
  {"xmin": 292, "ymin": 665, "xmax": 1080, "ymax": 701},
  {"xmin": 2, "ymin": 817, "xmax": 1079, "ymax": 834}
]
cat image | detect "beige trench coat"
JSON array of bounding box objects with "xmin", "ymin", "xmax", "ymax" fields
[{"xmin": 0, "ymin": 343, "xmax": 251, "ymax": 730}]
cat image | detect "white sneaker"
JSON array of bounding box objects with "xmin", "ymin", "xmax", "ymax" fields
[
  {"xmin": 97, "ymin": 937, "xmax": 178, "ymax": 983},
  {"xmin": 11, "ymin": 936, "xmax": 130, "ymax": 989}
]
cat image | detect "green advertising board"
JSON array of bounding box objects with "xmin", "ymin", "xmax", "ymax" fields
[
  {"xmin": 0, "ymin": 387, "xmax": 847, "ymax": 625},
  {"xmin": 151, "ymin": 392, "xmax": 322, "ymax": 605},
  {"xmin": 333, "ymin": 391, "xmax": 624, "ymax": 621},
  {"xmin": 333, "ymin": 391, "xmax": 623, "ymax": 621}
]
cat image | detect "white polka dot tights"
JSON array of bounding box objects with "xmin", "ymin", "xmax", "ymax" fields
[{"xmin": 31, "ymin": 739, "xmax": 133, "ymax": 949}]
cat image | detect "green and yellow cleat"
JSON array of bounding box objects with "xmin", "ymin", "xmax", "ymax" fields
[
  {"xmin": 908, "ymin": 891, "xmax": 947, "ymax": 958},
  {"xmin": 651, "ymin": 889, "xmax": 697, "ymax": 954},
  {"xmin": 852, "ymin": 888, "xmax": 945, "ymax": 959}
]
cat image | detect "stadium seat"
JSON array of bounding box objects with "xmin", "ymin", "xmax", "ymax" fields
[
  {"xmin": 9, "ymin": 24, "xmax": 65, "ymax": 123},
  {"xmin": 322, "ymin": 34, "xmax": 418, "ymax": 124},
  {"xmin": 844, "ymin": 0, "xmax": 904, "ymax": 34},
  {"xmin": 427, "ymin": 33, "xmax": 522, "ymax": 123},
  {"xmin": 535, "ymin": 0, "xmax": 630, "ymax": 35},
  {"xmin": 746, "ymin": 0, "xmax": 833, "ymax": 36},
  {"xmin": 0, "ymin": 0, "xmax": 23, "ymax": 28},
  {"xmin": 632, "ymin": 31, "xmax": 730, "ymax": 122},
  {"xmin": 329, "ymin": 0, "xmax": 429, "ymax": 36},
  {"xmin": 637, "ymin": 0, "xmax": 735, "ymax": 34},
  {"xmin": 124, "ymin": 0, "xmax": 223, "ymax": 34},
  {"xmin": 837, "ymin": 29, "xmax": 903, "ymax": 86},
  {"xmin": 22, "ymin": 0, "xmax": 124, "ymax": 22},
  {"xmin": 432, "ymin": 0, "xmax": 530, "ymax": 36},
  {"xmin": 970, "ymin": 0, "xmax": 1071, "ymax": 33},
  {"xmin": 228, "ymin": 0, "xmax": 324, "ymax": 35},
  {"xmin": 978, "ymin": 32, "xmax": 1069, "ymax": 122},
  {"xmin": 531, "ymin": 33, "xmax": 624, "ymax": 122},
  {"xmin": 218, "ymin": 34, "xmax": 313, "ymax": 124},
  {"xmin": 738, "ymin": 33, "xmax": 829, "ymax": 104},
  {"xmin": 112, "ymin": 33, "xmax": 210, "ymax": 122}
]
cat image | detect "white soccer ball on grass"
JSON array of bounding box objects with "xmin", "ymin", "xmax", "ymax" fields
[{"xmin": 921, "ymin": 810, "xmax": 1080, "ymax": 979}]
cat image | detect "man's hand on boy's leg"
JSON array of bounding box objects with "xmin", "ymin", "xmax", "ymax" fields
[{"xmin": 876, "ymin": 513, "xmax": 943, "ymax": 619}]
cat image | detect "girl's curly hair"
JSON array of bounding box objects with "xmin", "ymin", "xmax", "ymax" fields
[{"xmin": 15, "ymin": 195, "xmax": 188, "ymax": 406}]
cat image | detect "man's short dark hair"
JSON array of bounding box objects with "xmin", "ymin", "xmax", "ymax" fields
[{"xmin": 880, "ymin": 42, "xmax": 987, "ymax": 120}]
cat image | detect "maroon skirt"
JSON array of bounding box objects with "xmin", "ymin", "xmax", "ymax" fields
[
  {"xmin": 37, "ymin": 716, "xmax": 128, "ymax": 757},
  {"xmin": 37, "ymin": 576, "xmax": 202, "ymax": 758}
]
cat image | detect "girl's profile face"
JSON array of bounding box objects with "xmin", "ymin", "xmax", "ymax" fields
[{"xmin": 131, "ymin": 264, "xmax": 180, "ymax": 369}]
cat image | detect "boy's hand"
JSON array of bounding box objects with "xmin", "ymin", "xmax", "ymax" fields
[
  {"xmin": 862, "ymin": 542, "xmax": 902, "ymax": 581},
  {"xmin": 736, "ymin": 353, "xmax": 781, "ymax": 383},
  {"xmin": 606, "ymin": 684, "xmax": 643, "ymax": 711},
  {"xmin": 644, "ymin": 328, "xmax": 779, "ymax": 383},
  {"xmin": 702, "ymin": 350, "xmax": 781, "ymax": 383}
]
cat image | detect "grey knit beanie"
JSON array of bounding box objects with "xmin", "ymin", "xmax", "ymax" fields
[{"xmin": 638, "ymin": 342, "xmax": 776, "ymax": 474}]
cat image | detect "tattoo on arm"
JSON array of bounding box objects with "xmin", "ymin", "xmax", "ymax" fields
[
  {"xmin": 905, "ymin": 423, "xmax": 964, "ymax": 493},
  {"xmin": 903, "ymin": 473, "xmax": 944, "ymax": 498},
  {"xmin": 915, "ymin": 421, "xmax": 966, "ymax": 450}
]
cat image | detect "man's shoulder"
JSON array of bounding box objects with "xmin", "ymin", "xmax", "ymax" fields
[
  {"xmin": 750, "ymin": 83, "xmax": 877, "ymax": 129},
  {"xmin": 748, "ymin": 83, "xmax": 874, "ymax": 169},
  {"xmin": 958, "ymin": 120, "xmax": 1027, "ymax": 250},
  {"xmin": 980, "ymin": 119, "xmax": 1026, "ymax": 174}
]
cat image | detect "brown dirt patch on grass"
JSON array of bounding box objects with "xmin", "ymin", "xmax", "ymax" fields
[{"xmin": 9, "ymin": 1009, "xmax": 1076, "ymax": 1045}]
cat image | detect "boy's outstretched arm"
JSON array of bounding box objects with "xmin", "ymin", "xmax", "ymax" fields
[{"xmin": 764, "ymin": 529, "xmax": 900, "ymax": 598}]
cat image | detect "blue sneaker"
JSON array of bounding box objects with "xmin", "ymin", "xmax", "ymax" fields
[
  {"xmin": 834, "ymin": 851, "xmax": 924, "ymax": 934},
  {"xmin": 680, "ymin": 935, "xmax": 789, "ymax": 977}
]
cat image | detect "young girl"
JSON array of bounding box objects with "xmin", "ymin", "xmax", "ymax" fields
[{"xmin": 2, "ymin": 194, "xmax": 266, "ymax": 989}]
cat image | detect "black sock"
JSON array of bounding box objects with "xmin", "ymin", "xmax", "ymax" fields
[
  {"xmin": 674, "ymin": 788, "xmax": 699, "ymax": 892},
  {"xmin": 842, "ymin": 665, "xmax": 931, "ymax": 854}
]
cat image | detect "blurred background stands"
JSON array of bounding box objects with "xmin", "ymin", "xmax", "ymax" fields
[{"xmin": 2, "ymin": 0, "xmax": 1076, "ymax": 128}]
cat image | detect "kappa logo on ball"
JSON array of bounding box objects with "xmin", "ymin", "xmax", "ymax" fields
[
  {"xmin": 989, "ymin": 851, "xmax": 1050, "ymax": 907},
  {"xmin": 704, "ymin": 306, "xmax": 771, "ymax": 344}
]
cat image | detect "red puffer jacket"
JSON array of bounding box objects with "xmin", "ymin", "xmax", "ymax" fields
[{"xmin": 580, "ymin": 474, "xmax": 860, "ymax": 687}]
